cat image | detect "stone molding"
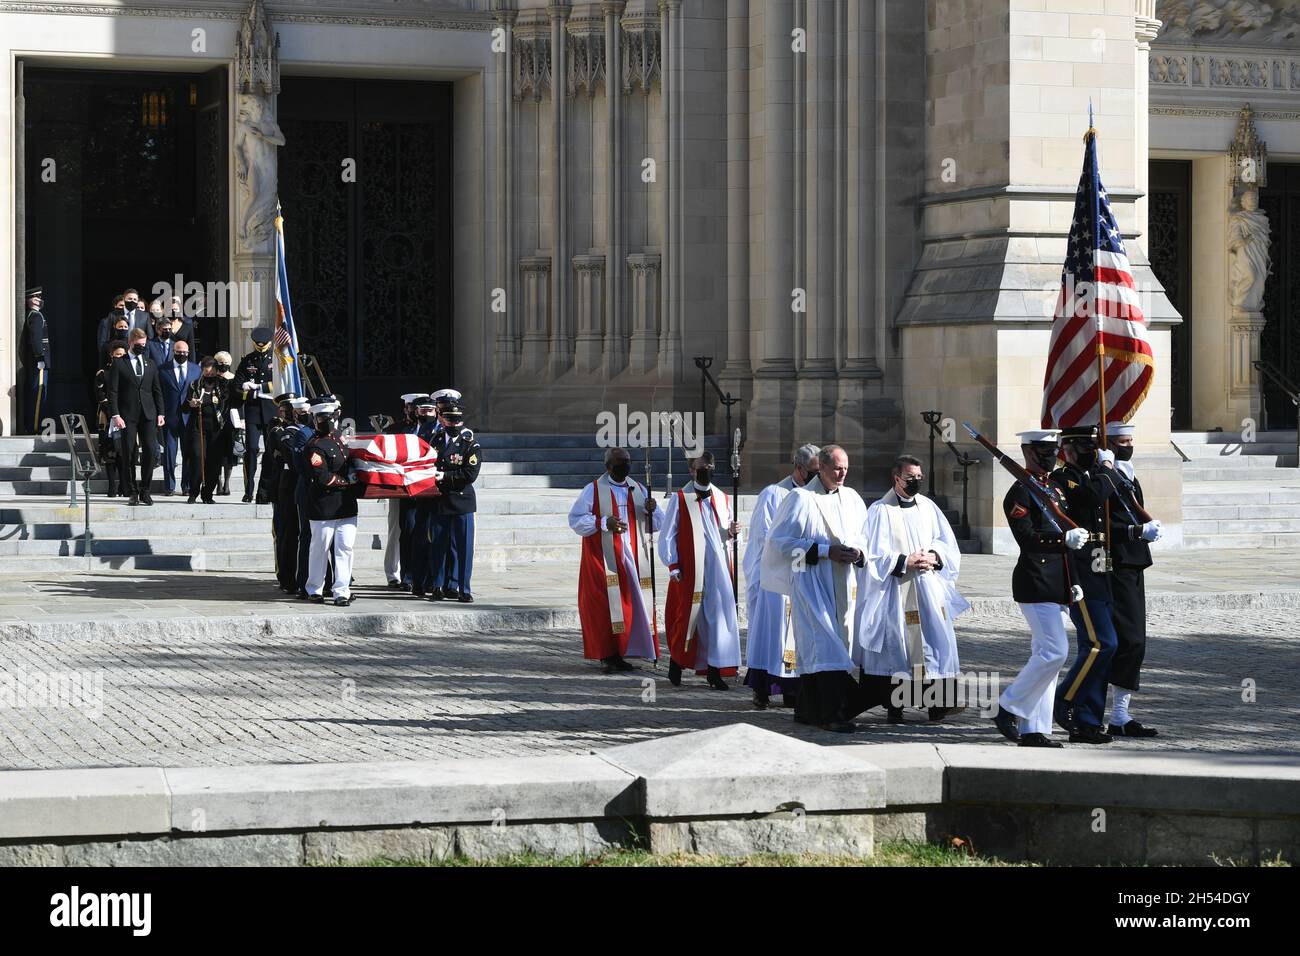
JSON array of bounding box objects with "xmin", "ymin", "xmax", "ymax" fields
[
  {"xmin": 1151, "ymin": 47, "xmax": 1300, "ymax": 94},
  {"xmin": 0, "ymin": 1, "xmax": 493, "ymax": 29},
  {"xmin": 1151, "ymin": 104, "xmax": 1300, "ymax": 121},
  {"xmin": 512, "ymin": 18, "xmax": 552, "ymax": 102},
  {"xmin": 620, "ymin": 10, "xmax": 660, "ymax": 93}
]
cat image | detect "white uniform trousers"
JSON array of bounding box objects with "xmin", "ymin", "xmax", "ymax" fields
[
  {"xmin": 384, "ymin": 498, "xmax": 402, "ymax": 583},
  {"xmin": 307, "ymin": 517, "xmax": 357, "ymax": 599},
  {"xmin": 998, "ymin": 602, "xmax": 1071, "ymax": 735}
]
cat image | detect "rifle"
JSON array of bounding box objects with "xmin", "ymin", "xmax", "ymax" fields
[
  {"xmin": 961, "ymin": 422, "xmax": 1084, "ymax": 534},
  {"xmin": 1107, "ymin": 466, "xmax": 1155, "ymax": 525}
]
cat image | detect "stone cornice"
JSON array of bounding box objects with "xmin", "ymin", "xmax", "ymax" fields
[
  {"xmin": 1151, "ymin": 104, "xmax": 1300, "ymax": 122},
  {"xmin": 0, "ymin": 1, "xmax": 494, "ymax": 30},
  {"xmin": 920, "ymin": 184, "xmax": 1145, "ymax": 207}
]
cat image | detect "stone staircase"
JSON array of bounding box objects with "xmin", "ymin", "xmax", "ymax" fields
[
  {"xmin": 1173, "ymin": 430, "xmax": 1300, "ymax": 549},
  {"xmin": 0, "ymin": 433, "xmax": 749, "ymax": 573}
]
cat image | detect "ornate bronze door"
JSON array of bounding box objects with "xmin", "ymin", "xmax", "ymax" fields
[
  {"xmin": 277, "ymin": 78, "xmax": 453, "ymax": 424},
  {"xmin": 1148, "ymin": 161, "xmax": 1192, "ymax": 430},
  {"xmin": 1259, "ymin": 163, "xmax": 1300, "ymax": 430}
]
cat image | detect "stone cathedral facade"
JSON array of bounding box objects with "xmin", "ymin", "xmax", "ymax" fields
[{"xmin": 3, "ymin": 0, "xmax": 1299, "ymax": 551}]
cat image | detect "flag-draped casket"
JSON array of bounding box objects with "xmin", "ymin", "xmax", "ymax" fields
[{"xmin": 346, "ymin": 433, "xmax": 440, "ymax": 498}]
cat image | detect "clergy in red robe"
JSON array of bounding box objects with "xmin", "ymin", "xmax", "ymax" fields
[
  {"xmin": 568, "ymin": 447, "xmax": 663, "ymax": 673},
  {"xmin": 658, "ymin": 452, "xmax": 742, "ymax": 690}
]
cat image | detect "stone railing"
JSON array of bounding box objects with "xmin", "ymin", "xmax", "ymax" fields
[{"xmin": 1151, "ymin": 47, "xmax": 1300, "ymax": 93}]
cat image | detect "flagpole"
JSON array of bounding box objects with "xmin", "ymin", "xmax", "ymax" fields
[{"xmin": 1087, "ymin": 108, "xmax": 1113, "ymax": 569}]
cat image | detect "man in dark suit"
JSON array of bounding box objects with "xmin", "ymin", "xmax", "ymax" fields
[
  {"xmin": 106, "ymin": 328, "xmax": 165, "ymax": 506},
  {"xmin": 158, "ymin": 338, "xmax": 201, "ymax": 496},
  {"xmin": 428, "ymin": 403, "xmax": 480, "ymax": 603},
  {"xmin": 96, "ymin": 290, "xmax": 148, "ymax": 355}
]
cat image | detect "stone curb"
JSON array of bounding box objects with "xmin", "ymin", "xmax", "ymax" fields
[{"xmin": 5, "ymin": 588, "xmax": 1298, "ymax": 644}]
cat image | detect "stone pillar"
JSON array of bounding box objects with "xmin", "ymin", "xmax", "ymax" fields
[
  {"xmin": 573, "ymin": 254, "xmax": 607, "ymax": 373},
  {"xmin": 1134, "ymin": 1, "xmax": 1160, "ymax": 258},
  {"xmin": 548, "ymin": 2, "xmax": 572, "ymax": 377},
  {"xmin": 628, "ymin": 253, "xmax": 661, "ymax": 373},
  {"xmin": 603, "ymin": 1, "xmax": 626, "ymax": 375},
  {"xmin": 520, "ymin": 256, "xmax": 552, "ymax": 375},
  {"xmin": 721, "ymin": 0, "xmax": 750, "ymax": 385},
  {"xmin": 1229, "ymin": 309, "xmax": 1268, "ymax": 424},
  {"xmin": 656, "ymin": 0, "xmax": 682, "ymax": 376},
  {"xmin": 495, "ymin": 8, "xmax": 519, "ymax": 374},
  {"xmin": 757, "ymin": 0, "xmax": 795, "ymax": 379}
]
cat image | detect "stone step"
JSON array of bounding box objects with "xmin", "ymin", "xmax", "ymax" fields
[
  {"xmin": 1175, "ymin": 443, "xmax": 1298, "ymax": 460},
  {"xmin": 1182, "ymin": 516, "xmax": 1300, "ymax": 534},
  {"xmin": 1181, "ymin": 464, "xmax": 1299, "ymax": 482},
  {"xmin": 1171, "ymin": 430, "xmax": 1298, "ymax": 445},
  {"xmin": 1182, "ymin": 531, "xmax": 1300, "ymax": 549},
  {"xmin": 1182, "ymin": 502, "xmax": 1300, "ymax": 520}
]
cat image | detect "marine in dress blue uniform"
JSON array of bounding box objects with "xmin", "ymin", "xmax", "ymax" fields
[{"xmin": 264, "ymin": 392, "xmax": 304, "ymax": 593}]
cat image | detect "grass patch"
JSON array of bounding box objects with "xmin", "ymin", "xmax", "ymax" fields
[{"xmin": 347, "ymin": 840, "xmax": 1032, "ymax": 868}]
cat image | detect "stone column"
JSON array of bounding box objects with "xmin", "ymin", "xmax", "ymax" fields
[
  {"xmin": 656, "ymin": 0, "xmax": 682, "ymax": 376},
  {"xmin": 757, "ymin": 0, "xmax": 795, "ymax": 379},
  {"xmin": 1133, "ymin": 0, "xmax": 1160, "ymax": 258},
  {"xmin": 603, "ymin": 1, "xmax": 626, "ymax": 375},
  {"xmin": 721, "ymin": 0, "xmax": 750, "ymax": 384},
  {"xmin": 628, "ymin": 253, "xmax": 661, "ymax": 372},
  {"xmin": 1229, "ymin": 309, "xmax": 1268, "ymax": 424},
  {"xmin": 520, "ymin": 256, "xmax": 552, "ymax": 375},
  {"xmin": 573, "ymin": 254, "xmax": 606, "ymax": 373},
  {"xmin": 802, "ymin": 0, "xmax": 835, "ymax": 377},
  {"xmin": 495, "ymin": 8, "xmax": 519, "ymax": 373},
  {"xmin": 548, "ymin": 2, "xmax": 572, "ymax": 376}
]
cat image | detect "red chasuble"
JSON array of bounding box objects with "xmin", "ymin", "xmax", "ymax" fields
[
  {"xmin": 576, "ymin": 480, "xmax": 659, "ymax": 660},
  {"xmin": 664, "ymin": 488, "xmax": 737, "ymax": 676}
]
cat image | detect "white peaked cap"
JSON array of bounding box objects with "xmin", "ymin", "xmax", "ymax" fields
[
  {"xmin": 401, "ymin": 393, "xmax": 423, "ymax": 404},
  {"xmin": 309, "ymin": 400, "xmax": 340, "ymax": 415},
  {"xmin": 431, "ymin": 388, "xmax": 462, "ymax": 402},
  {"xmin": 1106, "ymin": 422, "xmax": 1135, "ymax": 437},
  {"xmin": 1016, "ymin": 429, "xmax": 1061, "ymax": 443},
  {"xmin": 289, "ymin": 397, "xmax": 311, "ymax": 409}
]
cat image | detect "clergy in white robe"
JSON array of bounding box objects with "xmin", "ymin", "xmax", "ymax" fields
[
  {"xmin": 658, "ymin": 452, "xmax": 742, "ymax": 690},
  {"xmin": 569, "ymin": 448, "xmax": 664, "ymax": 673},
  {"xmin": 762, "ymin": 445, "xmax": 871, "ymax": 732},
  {"xmin": 743, "ymin": 443, "xmax": 820, "ymax": 708},
  {"xmin": 854, "ymin": 455, "xmax": 971, "ymax": 721}
]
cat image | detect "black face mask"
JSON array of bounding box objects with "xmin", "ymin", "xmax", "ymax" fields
[
  {"xmin": 216, "ymin": 364, "xmax": 230, "ymax": 374},
  {"xmin": 901, "ymin": 476, "xmax": 921, "ymax": 497},
  {"xmin": 609, "ymin": 462, "xmax": 631, "ymax": 482},
  {"xmin": 131, "ymin": 343, "xmax": 146, "ymax": 355},
  {"xmin": 445, "ymin": 423, "xmax": 463, "ymax": 435},
  {"xmin": 315, "ymin": 419, "xmax": 334, "ymax": 435},
  {"xmin": 1114, "ymin": 445, "xmax": 1134, "ymax": 462},
  {"xmin": 1073, "ymin": 447, "xmax": 1097, "ymax": 470},
  {"xmin": 695, "ymin": 467, "xmax": 713, "ymax": 486},
  {"xmin": 1031, "ymin": 448, "xmax": 1058, "ymax": 472},
  {"xmin": 174, "ymin": 354, "xmax": 189, "ymax": 364}
]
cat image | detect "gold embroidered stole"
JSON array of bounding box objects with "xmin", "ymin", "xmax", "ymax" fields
[{"xmin": 595, "ymin": 475, "xmax": 649, "ymax": 635}]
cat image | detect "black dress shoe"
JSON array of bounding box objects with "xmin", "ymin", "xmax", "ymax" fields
[
  {"xmin": 127, "ymin": 494, "xmax": 139, "ymax": 506},
  {"xmin": 1108, "ymin": 720, "xmax": 1159, "ymax": 738},
  {"xmin": 412, "ymin": 588, "xmax": 426, "ymax": 598},
  {"xmin": 427, "ymin": 588, "xmax": 444, "ymax": 601},
  {"xmin": 613, "ymin": 656, "xmax": 633, "ymax": 671},
  {"xmin": 1069, "ymin": 725, "xmax": 1113, "ymax": 745},
  {"xmin": 667, "ymin": 660, "xmax": 682, "ymax": 686},
  {"xmin": 706, "ymin": 666, "xmax": 730, "ymax": 691},
  {"xmin": 308, "ymin": 595, "xmax": 324, "ymax": 604},
  {"xmin": 752, "ymin": 689, "xmax": 770, "ymax": 710},
  {"xmin": 255, "ymin": 492, "xmax": 271, "ymax": 505},
  {"xmin": 1019, "ymin": 732, "xmax": 1064, "ymax": 748},
  {"xmin": 187, "ymin": 495, "xmax": 198, "ymax": 504},
  {"xmin": 218, "ymin": 483, "xmax": 230, "ymax": 496},
  {"xmin": 387, "ymin": 580, "xmax": 404, "ymax": 589},
  {"xmin": 819, "ymin": 721, "xmax": 856, "ymax": 734},
  {"xmin": 296, "ymin": 589, "xmax": 308, "ymax": 599},
  {"xmin": 399, "ymin": 582, "xmax": 412, "ymax": 592},
  {"xmin": 992, "ymin": 707, "xmax": 1022, "ymax": 743},
  {"xmin": 333, "ymin": 595, "xmax": 354, "ymax": 607},
  {"xmin": 202, "ymin": 496, "xmax": 214, "ymax": 504},
  {"xmin": 928, "ymin": 705, "xmax": 966, "ymax": 723},
  {"xmin": 242, "ymin": 492, "xmax": 253, "ymax": 503},
  {"xmin": 1054, "ymin": 702, "xmax": 1077, "ymax": 734},
  {"xmin": 600, "ymin": 656, "xmax": 619, "ymax": 675},
  {"xmin": 443, "ymin": 589, "xmax": 461, "ymax": 601},
  {"xmin": 887, "ymin": 707, "xmax": 904, "ymax": 725},
  {"xmin": 458, "ymin": 593, "xmax": 474, "ymax": 604},
  {"xmin": 139, "ymin": 493, "xmax": 153, "ymax": 506},
  {"xmin": 164, "ymin": 489, "xmax": 174, "ymax": 497}
]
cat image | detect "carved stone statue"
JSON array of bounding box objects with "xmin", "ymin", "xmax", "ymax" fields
[
  {"xmin": 1227, "ymin": 187, "xmax": 1272, "ymax": 313},
  {"xmin": 235, "ymin": 93, "xmax": 285, "ymax": 251}
]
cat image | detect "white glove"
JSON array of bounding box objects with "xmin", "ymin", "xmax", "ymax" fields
[
  {"xmin": 1065, "ymin": 528, "xmax": 1089, "ymax": 550},
  {"xmin": 36, "ymin": 361, "xmax": 45, "ymax": 370},
  {"xmin": 669, "ymin": 569, "xmax": 682, "ymax": 582},
  {"xmin": 1140, "ymin": 520, "xmax": 1162, "ymax": 542},
  {"xmin": 1069, "ymin": 584, "xmax": 1085, "ymax": 604},
  {"xmin": 1095, "ymin": 449, "xmax": 1115, "ymax": 467}
]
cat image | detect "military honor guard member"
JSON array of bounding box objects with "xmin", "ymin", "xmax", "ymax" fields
[
  {"xmin": 1051, "ymin": 425, "xmax": 1122, "ymax": 744},
  {"xmin": 856, "ymin": 455, "xmax": 970, "ymax": 723},
  {"xmin": 409, "ymin": 395, "xmax": 441, "ymax": 595},
  {"xmin": 428, "ymin": 403, "xmax": 481, "ymax": 603},
  {"xmin": 991, "ymin": 429, "xmax": 1091, "ymax": 748},
  {"xmin": 232, "ymin": 327, "xmax": 278, "ymax": 503},
  {"xmin": 290, "ymin": 396, "xmax": 323, "ymax": 597},
  {"xmin": 659, "ymin": 451, "xmax": 743, "ymax": 690},
  {"xmin": 743, "ymin": 443, "xmax": 820, "ymax": 709},
  {"xmin": 264, "ymin": 393, "xmax": 303, "ymax": 593},
  {"xmin": 569, "ymin": 447, "xmax": 663, "ymax": 673},
  {"xmin": 761, "ymin": 445, "xmax": 870, "ymax": 731},
  {"xmin": 20, "ymin": 287, "xmax": 49, "ymax": 434},
  {"xmin": 269, "ymin": 396, "xmax": 313, "ymax": 594},
  {"xmin": 1104, "ymin": 421, "xmax": 1163, "ymax": 738},
  {"xmin": 304, "ymin": 397, "xmax": 358, "ymax": 607},
  {"xmin": 383, "ymin": 393, "xmax": 423, "ymax": 589}
]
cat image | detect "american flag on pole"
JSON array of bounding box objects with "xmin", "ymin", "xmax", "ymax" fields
[
  {"xmin": 1041, "ymin": 124, "xmax": 1154, "ymax": 429},
  {"xmin": 347, "ymin": 433, "xmax": 441, "ymax": 498},
  {"xmin": 272, "ymin": 202, "xmax": 304, "ymax": 398}
]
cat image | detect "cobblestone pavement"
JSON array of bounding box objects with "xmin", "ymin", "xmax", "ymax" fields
[{"xmin": 0, "ymin": 601, "xmax": 1295, "ymax": 770}]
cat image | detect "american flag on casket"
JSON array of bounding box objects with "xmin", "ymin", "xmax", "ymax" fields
[{"xmin": 347, "ymin": 433, "xmax": 441, "ymax": 498}]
